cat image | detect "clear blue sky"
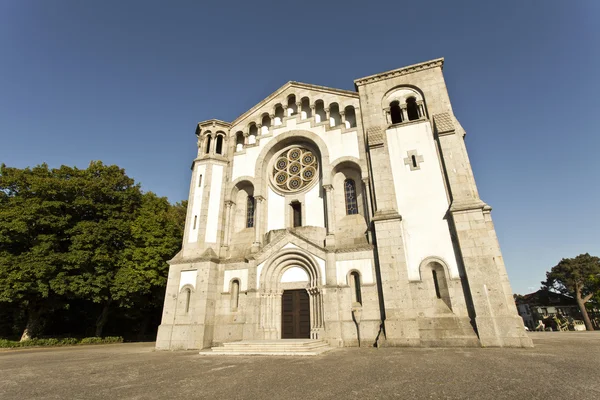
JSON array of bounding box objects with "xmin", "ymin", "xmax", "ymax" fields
[{"xmin": 1, "ymin": 1, "xmax": 598, "ymax": 295}]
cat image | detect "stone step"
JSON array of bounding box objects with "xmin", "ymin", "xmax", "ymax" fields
[{"xmin": 201, "ymin": 339, "xmax": 333, "ymax": 356}]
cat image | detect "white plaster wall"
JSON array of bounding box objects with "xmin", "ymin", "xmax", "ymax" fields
[
  {"xmin": 281, "ymin": 267, "xmax": 309, "ymax": 283},
  {"xmin": 205, "ymin": 165, "xmax": 223, "ymax": 243},
  {"xmin": 223, "ymin": 269, "xmax": 249, "ymax": 292},
  {"xmin": 187, "ymin": 164, "xmax": 206, "ymax": 244},
  {"xmin": 231, "ymin": 145, "xmax": 261, "ymax": 182},
  {"xmin": 304, "ymin": 183, "xmax": 325, "ymax": 228},
  {"xmin": 325, "ymin": 129, "xmax": 359, "ymax": 162},
  {"xmin": 179, "ymin": 270, "xmax": 198, "ymax": 290},
  {"xmin": 336, "ymin": 259, "xmax": 374, "ymax": 285},
  {"xmin": 267, "ymin": 187, "xmax": 286, "ymax": 231},
  {"xmin": 386, "ymin": 121, "xmax": 459, "ymax": 280}
]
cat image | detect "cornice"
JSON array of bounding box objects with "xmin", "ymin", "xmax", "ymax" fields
[{"xmin": 354, "ymin": 58, "xmax": 444, "ymax": 87}]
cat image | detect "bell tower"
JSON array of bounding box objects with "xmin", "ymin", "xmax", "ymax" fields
[{"xmin": 182, "ymin": 119, "xmax": 230, "ymax": 258}]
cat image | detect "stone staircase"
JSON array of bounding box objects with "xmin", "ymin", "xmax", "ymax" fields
[{"xmin": 200, "ymin": 339, "xmax": 333, "ymax": 356}]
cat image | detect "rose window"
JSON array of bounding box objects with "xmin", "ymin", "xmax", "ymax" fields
[{"xmin": 271, "ymin": 147, "xmax": 318, "ymax": 193}]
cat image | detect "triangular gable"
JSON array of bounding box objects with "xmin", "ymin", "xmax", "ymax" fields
[{"xmin": 230, "ymin": 81, "xmax": 358, "ymax": 128}]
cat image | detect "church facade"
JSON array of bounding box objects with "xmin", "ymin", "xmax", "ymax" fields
[{"xmin": 156, "ymin": 58, "xmax": 532, "ymax": 350}]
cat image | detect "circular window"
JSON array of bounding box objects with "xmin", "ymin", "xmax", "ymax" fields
[{"xmin": 270, "ymin": 146, "xmax": 319, "ymax": 193}]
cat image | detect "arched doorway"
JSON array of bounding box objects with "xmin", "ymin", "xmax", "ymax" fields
[{"xmin": 258, "ymin": 249, "xmax": 324, "ymax": 340}]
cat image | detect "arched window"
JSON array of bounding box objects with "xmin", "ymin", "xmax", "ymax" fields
[
  {"xmin": 301, "ymin": 97, "xmax": 311, "ymax": 120},
  {"xmin": 390, "ymin": 101, "xmax": 402, "ymax": 124},
  {"xmin": 287, "ymin": 95, "xmax": 297, "ymax": 116},
  {"xmin": 246, "ymin": 196, "xmax": 255, "ymax": 228},
  {"xmin": 315, "ymin": 100, "xmax": 326, "ymax": 123},
  {"xmin": 215, "ymin": 135, "xmax": 224, "ymax": 155},
  {"xmin": 329, "ymin": 103, "xmax": 341, "ymax": 127},
  {"xmin": 432, "ymin": 270, "xmax": 442, "ymax": 299},
  {"xmin": 350, "ymin": 271, "xmax": 362, "ymax": 305},
  {"xmin": 231, "ymin": 280, "xmax": 240, "ymax": 311},
  {"xmin": 235, "ymin": 132, "xmax": 244, "ymax": 152},
  {"xmin": 274, "ymin": 104, "xmax": 284, "ymax": 125},
  {"xmin": 261, "ymin": 115, "xmax": 271, "ymax": 134},
  {"xmin": 205, "ymin": 136, "xmax": 212, "ymax": 154},
  {"xmin": 344, "ymin": 179, "xmax": 358, "ymax": 215},
  {"xmin": 344, "ymin": 106, "xmax": 357, "ymax": 128},
  {"xmin": 183, "ymin": 288, "xmax": 191, "ymax": 313},
  {"xmin": 406, "ymin": 97, "xmax": 419, "ymax": 121},
  {"xmin": 248, "ymin": 124, "xmax": 258, "ymax": 145}
]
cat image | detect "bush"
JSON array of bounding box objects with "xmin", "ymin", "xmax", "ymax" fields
[{"xmin": 0, "ymin": 336, "xmax": 124, "ymax": 348}]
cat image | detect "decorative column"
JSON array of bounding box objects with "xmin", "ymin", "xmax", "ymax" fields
[
  {"xmin": 243, "ymin": 132, "xmax": 249, "ymax": 146},
  {"xmin": 400, "ymin": 106, "xmax": 408, "ymax": 123},
  {"xmin": 296, "ymin": 101, "xmax": 303, "ymax": 118},
  {"xmin": 383, "ymin": 108, "xmax": 391, "ymax": 124},
  {"xmin": 256, "ymin": 123, "xmax": 262, "ymax": 137},
  {"xmin": 251, "ymin": 195, "xmax": 265, "ymax": 251},
  {"xmin": 310, "ymin": 104, "xmax": 316, "ymax": 121},
  {"xmin": 323, "ymin": 184, "xmax": 335, "ymax": 247},
  {"xmin": 325, "ymin": 107, "xmax": 331, "ymax": 126},
  {"xmin": 222, "ymin": 200, "xmax": 234, "ymax": 248},
  {"xmin": 269, "ymin": 114, "xmax": 275, "ymax": 131},
  {"xmin": 340, "ymin": 110, "xmax": 346, "ymax": 127}
]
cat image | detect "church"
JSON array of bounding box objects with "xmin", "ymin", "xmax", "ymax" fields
[{"xmin": 156, "ymin": 58, "xmax": 532, "ymax": 350}]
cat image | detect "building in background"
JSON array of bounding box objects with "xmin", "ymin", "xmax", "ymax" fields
[{"xmin": 156, "ymin": 58, "xmax": 532, "ymax": 350}]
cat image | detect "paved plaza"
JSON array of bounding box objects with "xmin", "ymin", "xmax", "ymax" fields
[{"xmin": 1, "ymin": 332, "xmax": 599, "ymax": 399}]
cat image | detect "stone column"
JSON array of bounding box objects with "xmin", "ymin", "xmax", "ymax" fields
[
  {"xmin": 340, "ymin": 110, "xmax": 346, "ymax": 127},
  {"xmin": 256, "ymin": 123, "xmax": 262, "ymax": 137},
  {"xmin": 251, "ymin": 195, "xmax": 265, "ymax": 251},
  {"xmin": 296, "ymin": 101, "xmax": 303, "ymax": 118},
  {"xmin": 362, "ymin": 177, "xmax": 373, "ymax": 224},
  {"xmin": 323, "ymin": 184, "xmax": 336, "ymax": 247},
  {"xmin": 310, "ymin": 104, "xmax": 316, "ymax": 120},
  {"xmin": 222, "ymin": 200, "xmax": 234, "ymax": 248},
  {"xmin": 400, "ymin": 106, "xmax": 408, "ymax": 123},
  {"xmin": 325, "ymin": 107, "xmax": 331, "ymax": 126},
  {"xmin": 269, "ymin": 113, "xmax": 275, "ymax": 131},
  {"xmin": 243, "ymin": 132, "xmax": 249, "ymax": 146}
]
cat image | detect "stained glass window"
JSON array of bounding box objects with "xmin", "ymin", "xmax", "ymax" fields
[
  {"xmin": 271, "ymin": 146, "xmax": 318, "ymax": 193},
  {"xmin": 246, "ymin": 196, "xmax": 255, "ymax": 228},
  {"xmin": 344, "ymin": 179, "xmax": 358, "ymax": 215}
]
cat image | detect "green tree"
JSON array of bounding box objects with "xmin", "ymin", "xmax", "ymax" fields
[
  {"xmin": 543, "ymin": 253, "xmax": 600, "ymax": 331},
  {"xmin": 56, "ymin": 161, "xmax": 142, "ymax": 337},
  {"xmin": 111, "ymin": 193, "xmax": 185, "ymax": 335},
  {"xmin": 0, "ymin": 163, "xmax": 75, "ymax": 340}
]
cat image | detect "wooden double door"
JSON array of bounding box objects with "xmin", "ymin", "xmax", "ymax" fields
[{"xmin": 281, "ymin": 289, "xmax": 310, "ymax": 339}]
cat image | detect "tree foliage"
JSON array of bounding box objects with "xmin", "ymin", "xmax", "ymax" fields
[
  {"xmin": 543, "ymin": 253, "xmax": 600, "ymax": 331},
  {"xmin": 0, "ymin": 162, "xmax": 185, "ymax": 340}
]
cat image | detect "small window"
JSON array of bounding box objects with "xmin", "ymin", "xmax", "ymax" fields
[
  {"xmin": 184, "ymin": 288, "xmax": 191, "ymax": 313},
  {"xmin": 411, "ymin": 155, "xmax": 417, "ymax": 168},
  {"xmin": 231, "ymin": 280, "xmax": 240, "ymax": 310},
  {"xmin": 351, "ymin": 271, "xmax": 362, "ymax": 305},
  {"xmin": 198, "ymin": 174, "xmax": 202, "ymax": 187},
  {"xmin": 390, "ymin": 101, "xmax": 402, "ymax": 124},
  {"xmin": 205, "ymin": 136, "xmax": 212, "ymax": 154},
  {"xmin": 246, "ymin": 196, "xmax": 255, "ymax": 228},
  {"xmin": 193, "ymin": 215, "xmax": 197, "ymax": 229},
  {"xmin": 407, "ymin": 97, "xmax": 419, "ymax": 121},
  {"xmin": 291, "ymin": 202, "xmax": 302, "ymax": 227},
  {"xmin": 344, "ymin": 179, "xmax": 358, "ymax": 215},
  {"xmin": 432, "ymin": 270, "xmax": 441, "ymax": 299},
  {"xmin": 215, "ymin": 135, "xmax": 224, "ymax": 154}
]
